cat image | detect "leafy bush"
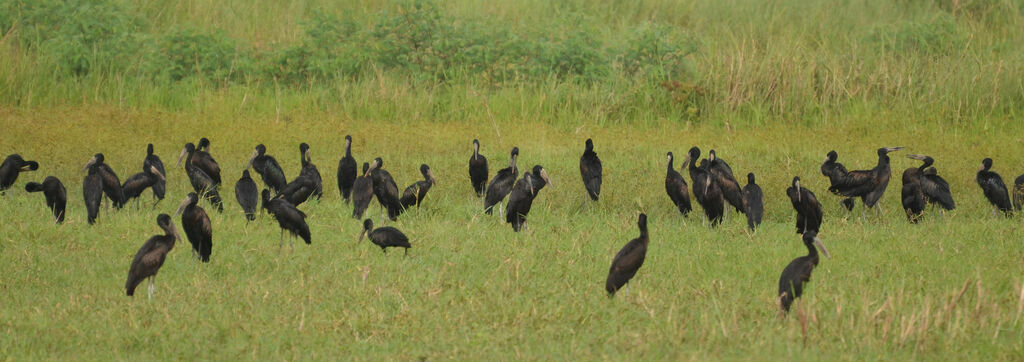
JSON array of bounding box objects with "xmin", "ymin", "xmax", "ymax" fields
[
  {"xmin": 146, "ymin": 27, "xmax": 252, "ymax": 82},
  {"xmin": 269, "ymin": 12, "xmax": 368, "ymax": 84},
  {"xmin": 867, "ymin": 14, "xmax": 968, "ymax": 56}
]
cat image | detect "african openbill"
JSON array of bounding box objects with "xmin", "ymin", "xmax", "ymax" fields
[
  {"xmin": 0, "ymin": 154, "xmax": 38, "ymax": 192},
  {"xmin": 235, "ymin": 170, "xmax": 259, "ymax": 221},
  {"xmin": 820, "ymin": 150, "xmax": 856, "ymax": 211},
  {"xmin": 368, "ymin": 157, "xmax": 403, "ymax": 221},
  {"xmin": 337, "ymin": 135, "xmax": 358, "ymax": 203},
  {"xmin": 823, "ymin": 147, "xmax": 903, "ymax": 215},
  {"xmin": 664, "ymin": 152, "xmax": 692, "ymax": 216},
  {"xmin": 786, "ymin": 177, "xmax": 823, "ymax": 234},
  {"xmin": 359, "ymin": 219, "xmax": 411, "ymax": 255},
  {"xmin": 279, "ymin": 175, "xmax": 316, "ymax": 207},
  {"xmin": 401, "ymin": 164, "xmax": 438, "ymax": 209},
  {"xmin": 1014, "ymin": 174, "xmax": 1024, "ymax": 211},
  {"xmin": 83, "ymin": 165, "xmax": 102, "ymax": 225},
  {"xmin": 181, "ymin": 143, "xmax": 223, "ymax": 212},
  {"xmin": 178, "ymin": 139, "xmax": 221, "ymax": 186},
  {"xmin": 143, "ymin": 144, "xmax": 166, "ymax": 205},
  {"xmin": 125, "ymin": 214, "xmax": 179, "ymax": 300},
  {"xmin": 484, "ymin": 147, "xmax": 519, "ymax": 215},
  {"xmin": 606, "ymin": 213, "xmax": 649, "ymax": 296},
  {"xmin": 901, "ymin": 155, "xmax": 955, "ymax": 223},
  {"xmin": 579, "ymin": 138, "xmax": 602, "ymax": 201},
  {"xmin": 262, "ymin": 189, "xmax": 311, "ymax": 249},
  {"xmin": 298, "ymin": 143, "xmax": 323, "ymax": 200},
  {"xmin": 248, "ymin": 144, "xmax": 287, "ymax": 193},
  {"xmin": 469, "ymin": 139, "xmax": 488, "ymax": 197},
  {"xmin": 708, "ymin": 150, "xmax": 744, "ymax": 214},
  {"xmin": 742, "ymin": 173, "xmax": 764, "ymax": 230},
  {"xmin": 84, "ymin": 153, "xmax": 125, "ymax": 209},
  {"xmin": 778, "ymin": 230, "xmax": 830, "ymax": 313},
  {"xmin": 351, "ymin": 163, "xmax": 373, "ymax": 219},
  {"xmin": 25, "ymin": 176, "xmax": 67, "ymax": 224},
  {"xmin": 506, "ymin": 166, "xmax": 553, "ymax": 232},
  {"xmin": 121, "ymin": 165, "xmax": 166, "ymax": 208},
  {"xmin": 976, "ymin": 158, "xmax": 1013, "ymax": 216},
  {"xmin": 175, "ymin": 192, "xmax": 212, "ymax": 262},
  {"xmin": 686, "ymin": 147, "xmax": 724, "ymax": 226}
]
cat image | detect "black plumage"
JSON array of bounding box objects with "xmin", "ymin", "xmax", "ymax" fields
[
  {"xmin": 820, "ymin": 150, "xmax": 856, "ymax": 211},
  {"xmin": 181, "ymin": 143, "xmax": 223, "ymax": 212},
  {"xmin": 606, "ymin": 213, "xmax": 649, "ymax": 296},
  {"xmin": 235, "ymin": 169, "xmax": 259, "ymax": 221},
  {"xmin": 506, "ymin": 166, "xmax": 553, "ymax": 232},
  {"xmin": 401, "ymin": 164, "xmax": 437, "ymax": 209},
  {"xmin": 279, "ymin": 175, "xmax": 316, "ymax": 207},
  {"xmin": 179, "ymin": 138, "xmax": 221, "ymax": 186},
  {"xmin": 484, "ymin": 147, "xmax": 519, "ymax": 215},
  {"xmin": 901, "ymin": 155, "xmax": 955, "ymax": 223},
  {"xmin": 351, "ymin": 163, "xmax": 374, "ymax": 219},
  {"xmin": 368, "ymin": 157, "xmax": 403, "ymax": 220},
  {"xmin": 143, "ymin": 144, "xmax": 167, "ymax": 204},
  {"xmin": 121, "ymin": 165, "xmax": 166, "ymax": 207},
  {"xmin": 175, "ymin": 192, "xmax": 212, "ymax": 262},
  {"xmin": 83, "ymin": 166, "xmax": 103, "ymax": 225},
  {"xmin": 298, "ymin": 143, "xmax": 323, "ymax": 200},
  {"xmin": 1014, "ymin": 174, "xmax": 1024, "ymax": 211},
  {"xmin": 125, "ymin": 214, "xmax": 179, "ymax": 300},
  {"xmin": 25, "ymin": 176, "xmax": 67, "ymax": 224},
  {"xmin": 337, "ymin": 135, "xmax": 358, "ymax": 203},
  {"xmin": 742, "ymin": 173, "xmax": 764, "ymax": 230},
  {"xmin": 359, "ymin": 219, "xmax": 411, "ymax": 255},
  {"xmin": 824, "ymin": 147, "xmax": 903, "ymax": 211},
  {"xmin": 469, "ymin": 139, "xmax": 488, "ymax": 197},
  {"xmin": 664, "ymin": 152, "xmax": 692, "ymax": 216},
  {"xmin": 0, "ymin": 154, "xmax": 38, "ymax": 192},
  {"xmin": 778, "ymin": 231, "xmax": 830, "ymax": 313},
  {"xmin": 708, "ymin": 150, "xmax": 744, "ymax": 213},
  {"xmin": 84, "ymin": 153, "xmax": 126, "ymax": 209},
  {"xmin": 975, "ymin": 158, "xmax": 1013, "ymax": 216},
  {"xmin": 262, "ymin": 189, "xmax": 311, "ymax": 247},
  {"xmin": 786, "ymin": 177, "xmax": 823, "ymax": 234},
  {"xmin": 686, "ymin": 147, "xmax": 724, "ymax": 226},
  {"xmin": 579, "ymin": 138, "xmax": 602, "ymax": 201},
  {"xmin": 248, "ymin": 144, "xmax": 287, "ymax": 193}
]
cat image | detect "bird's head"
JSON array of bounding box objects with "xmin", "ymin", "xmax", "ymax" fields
[
  {"xmin": 686, "ymin": 147, "xmax": 701, "ymax": 165},
  {"xmin": 980, "ymin": 158, "xmax": 993, "ymax": 172},
  {"xmin": 747, "ymin": 172, "xmax": 756, "ymax": 185},
  {"xmin": 359, "ymin": 219, "xmax": 374, "ymax": 242},
  {"xmin": 792, "ymin": 176, "xmax": 802, "ymax": 202},
  {"xmin": 361, "ymin": 162, "xmax": 370, "ymax": 176},
  {"xmin": 197, "ymin": 138, "xmax": 211, "ymax": 152},
  {"xmin": 533, "ymin": 165, "xmax": 552, "ymax": 189},
  {"xmin": 247, "ymin": 145, "xmax": 266, "ymax": 169},
  {"xmin": 174, "ymin": 193, "xmax": 198, "ymax": 217},
  {"xmin": 879, "ymin": 146, "xmax": 904, "ymax": 156},
  {"xmin": 83, "ymin": 153, "xmax": 103, "ymax": 171},
  {"xmin": 300, "ymin": 143, "xmax": 311, "ymax": 162},
  {"xmin": 585, "ymin": 138, "xmax": 594, "ymax": 152},
  {"xmin": 421, "ymin": 164, "xmax": 437, "ymax": 185},
  {"xmin": 637, "ymin": 213, "xmax": 647, "ymax": 232},
  {"xmin": 824, "ymin": 150, "xmax": 838, "ymax": 164},
  {"xmin": 147, "ymin": 143, "xmax": 155, "ymax": 156},
  {"xmin": 177, "ymin": 143, "xmax": 194, "ymax": 166},
  {"xmin": 803, "ymin": 231, "xmax": 831, "ymax": 259},
  {"xmin": 157, "ymin": 213, "xmax": 181, "ymax": 241},
  {"xmin": 20, "ymin": 160, "xmax": 38, "ymax": 172},
  {"xmin": 708, "ymin": 149, "xmax": 717, "ymax": 162}
]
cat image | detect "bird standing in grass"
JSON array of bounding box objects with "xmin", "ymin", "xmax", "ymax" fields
[
  {"xmin": 84, "ymin": 153, "xmax": 126, "ymax": 209},
  {"xmin": 579, "ymin": 138, "xmax": 602, "ymax": 201},
  {"xmin": 506, "ymin": 166, "xmax": 553, "ymax": 232},
  {"xmin": 786, "ymin": 177, "xmax": 822, "ymax": 234},
  {"xmin": 337, "ymin": 135, "xmax": 358, "ymax": 203},
  {"xmin": 778, "ymin": 231, "xmax": 830, "ymax": 313},
  {"xmin": 175, "ymin": 192, "xmax": 212, "ymax": 262},
  {"xmin": 742, "ymin": 173, "xmax": 763, "ymax": 230},
  {"xmin": 179, "ymin": 139, "xmax": 221, "ymax": 186},
  {"xmin": 0, "ymin": 154, "xmax": 38, "ymax": 192},
  {"xmin": 901, "ymin": 154, "xmax": 955, "ymax": 223},
  {"xmin": 125, "ymin": 214, "xmax": 179, "ymax": 300},
  {"xmin": 121, "ymin": 165, "xmax": 166, "ymax": 208},
  {"xmin": 368, "ymin": 157, "xmax": 403, "ymax": 221},
  {"xmin": 262, "ymin": 189, "xmax": 311, "ymax": 250},
  {"xmin": 469, "ymin": 139, "xmax": 488, "ymax": 197},
  {"xmin": 687, "ymin": 147, "xmax": 723, "ymax": 226},
  {"xmin": 708, "ymin": 150, "xmax": 744, "ymax": 214},
  {"xmin": 606, "ymin": 213, "xmax": 649, "ymax": 296},
  {"xmin": 401, "ymin": 164, "xmax": 438, "ymax": 209},
  {"xmin": 485, "ymin": 147, "xmax": 519, "ymax": 216},
  {"xmin": 248, "ymin": 144, "xmax": 287, "ymax": 194},
  {"xmin": 83, "ymin": 163, "xmax": 103, "ymax": 225},
  {"xmin": 143, "ymin": 144, "xmax": 167, "ymax": 206},
  {"xmin": 975, "ymin": 158, "xmax": 1013, "ymax": 216},
  {"xmin": 25, "ymin": 176, "xmax": 67, "ymax": 224},
  {"xmin": 665, "ymin": 152, "xmax": 692, "ymax": 216},
  {"xmin": 351, "ymin": 163, "xmax": 373, "ymax": 219},
  {"xmin": 235, "ymin": 170, "xmax": 259, "ymax": 221},
  {"xmin": 359, "ymin": 219, "xmax": 410, "ymax": 255},
  {"xmin": 823, "ymin": 147, "xmax": 903, "ymax": 216},
  {"xmin": 298, "ymin": 142, "xmax": 323, "ymax": 200}
]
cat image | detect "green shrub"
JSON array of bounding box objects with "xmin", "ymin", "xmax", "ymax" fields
[
  {"xmin": 867, "ymin": 14, "xmax": 968, "ymax": 56},
  {"xmin": 147, "ymin": 27, "xmax": 252, "ymax": 82}
]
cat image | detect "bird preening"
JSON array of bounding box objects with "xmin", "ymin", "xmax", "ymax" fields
[
  {"xmin": 901, "ymin": 154, "xmax": 955, "ymax": 223},
  {"xmin": 25, "ymin": 176, "xmax": 67, "ymax": 224},
  {"xmin": 0, "ymin": 154, "xmax": 39, "ymax": 192}
]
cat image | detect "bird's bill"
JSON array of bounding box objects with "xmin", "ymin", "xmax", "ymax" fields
[
  {"xmin": 709, "ymin": 151, "xmax": 716, "ymax": 162},
  {"xmin": 704, "ymin": 175, "xmax": 712, "ymax": 197},
  {"xmin": 345, "ymin": 137, "xmax": 352, "ymax": 149},
  {"xmin": 813, "ymin": 237, "xmax": 831, "ymax": 259},
  {"xmin": 795, "ymin": 179, "xmax": 802, "ymax": 202},
  {"xmin": 540, "ymin": 169, "xmax": 552, "ymax": 188},
  {"xmin": 174, "ymin": 195, "xmax": 191, "ymax": 217},
  {"xmin": 906, "ymin": 154, "xmax": 927, "ymax": 160},
  {"xmin": 884, "ymin": 147, "xmax": 905, "ymax": 153},
  {"xmin": 358, "ymin": 230, "xmax": 366, "ymax": 242},
  {"xmin": 167, "ymin": 222, "xmax": 182, "ymax": 241},
  {"xmin": 150, "ymin": 165, "xmax": 166, "ymax": 181},
  {"xmin": 427, "ymin": 169, "xmax": 438, "ymax": 185},
  {"xmin": 680, "ymin": 158, "xmax": 690, "ymax": 170},
  {"xmin": 246, "ymin": 149, "xmax": 259, "ymax": 169},
  {"xmin": 20, "ymin": 163, "xmax": 36, "ymax": 172},
  {"xmin": 509, "ymin": 153, "xmax": 518, "ymax": 169},
  {"xmin": 176, "ymin": 147, "xmax": 188, "ymax": 166},
  {"xmin": 978, "ymin": 163, "xmax": 985, "ymax": 172},
  {"xmin": 82, "ymin": 156, "xmax": 97, "ymax": 171},
  {"xmin": 304, "ymin": 148, "xmax": 312, "ymax": 163}
]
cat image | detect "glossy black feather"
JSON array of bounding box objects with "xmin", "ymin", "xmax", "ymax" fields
[
  {"xmin": 25, "ymin": 176, "xmax": 67, "ymax": 223},
  {"xmin": 125, "ymin": 214, "xmax": 177, "ymax": 296},
  {"xmin": 83, "ymin": 170, "xmax": 102, "ymax": 225},
  {"xmin": 298, "ymin": 143, "xmax": 322, "ymax": 200},
  {"xmin": 708, "ymin": 150, "xmax": 744, "ymax": 213},
  {"xmin": 664, "ymin": 152, "xmax": 691, "ymax": 216},
  {"xmin": 742, "ymin": 173, "xmax": 764, "ymax": 230},
  {"xmin": 579, "ymin": 139, "xmax": 602, "ymax": 201},
  {"xmin": 401, "ymin": 164, "xmax": 435, "ymax": 209},
  {"xmin": 263, "ymin": 189, "xmax": 311, "ymax": 244},
  {"xmin": 179, "ymin": 193, "xmax": 212, "ymax": 262},
  {"xmin": 786, "ymin": 177, "xmax": 822, "ymax": 234},
  {"xmin": 484, "ymin": 147, "xmax": 519, "ymax": 214},
  {"xmin": 338, "ymin": 135, "xmax": 358, "ymax": 202},
  {"xmin": 250, "ymin": 144, "xmax": 288, "ymax": 193},
  {"xmin": 0, "ymin": 154, "xmax": 38, "ymax": 191},
  {"xmin": 235, "ymin": 170, "xmax": 259, "ymax": 221},
  {"xmin": 976, "ymin": 158, "xmax": 1012, "ymax": 215},
  {"xmin": 687, "ymin": 147, "xmax": 724, "ymax": 226},
  {"xmin": 351, "ymin": 163, "xmax": 373, "ymax": 219},
  {"xmin": 606, "ymin": 214, "xmax": 649, "ymax": 296},
  {"xmin": 369, "ymin": 158, "xmax": 403, "ymax": 220},
  {"xmin": 778, "ymin": 231, "xmax": 824, "ymax": 312},
  {"xmin": 143, "ymin": 144, "xmax": 166, "ymax": 202},
  {"xmin": 469, "ymin": 139, "xmax": 488, "ymax": 197},
  {"xmin": 361, "ymin": 219, "xmax": 411, "ymax": 254}
]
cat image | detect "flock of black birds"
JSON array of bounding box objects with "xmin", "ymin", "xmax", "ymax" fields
[{"xmin": 2, "ymin": 140, "xmax": 1024, "ymax": 311}]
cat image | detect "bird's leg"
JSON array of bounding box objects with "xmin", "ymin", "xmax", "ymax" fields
[
  {"xmin": 404, "ymin": 248, "xmax": 408, "ymax": 257},
  {"xmin": 278, "ymin": 229, "xmax": 284, "ymax": 254},
  {"xmin": 148, "ymin": 277, "xmax": 155, "ymax": 301},
  {"xmin": 498, "ymin": 201, "xmax": 504, "ymax": 218},
  {"xmin": 290, "ymin": 234, "xmax": 295, "ymax": 252}
]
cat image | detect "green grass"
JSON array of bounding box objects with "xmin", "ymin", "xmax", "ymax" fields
[{"xmin": 0, "ymin": 106, "xmax": 1022, "ymax": 359}]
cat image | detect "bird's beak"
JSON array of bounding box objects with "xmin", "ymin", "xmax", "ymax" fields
[
  {"xmin": 814, "ymin": 237, "xmax": 831, "ymax": 259},
  {"xmin": 358, "ymin": 230, "xmax": 366, "ymax": 242},
  {"xmin": 510, "ymin": 154, "xmax": 517, "ymax": 169},
  {"xmin": 168, "ymin": 222, "xmax": 182, "ymax": 242},
  {"xmin": 20, "ymin": 162, "xmax": 38, "ymax": 172},
  {"xmin": 529, "ymin": 181, "xmax": 535, "ymax": 195},
  {"xmin": 82, "ymin": 156, "xmax": 97, "ymax": 171},
  {"xmin": 795, "ymin": 179, "xmax": 802, "ymax": 202},
  {"xmin": 540, "ymin": 169, "xmax": 552, "ymax": 188},
  {"xmin": 177, "ymin": 147, "xmax": 187, "ymax": 166},
  {"xmin": 174, "ymin": 196, "xmax": 190, "ymax": 217},
  {"xmin": 906, "ymin": 154, "xmax": 924, "ymax": 160},
  {"xmin": 304, "ymin": 148, "xmax": 312, "ymax": 163},
  {"xmin": 884, "ymin": 147, "xmax": 905, "ymax": 153},
  {"xmin": 978, "ymin": 163, "xmax": 984, "ymax": 172},
  {"xmin": 247, "ymin": 150, "xmax": 258, "ymax": 169},
  {"xmin": 151, "ymin": 166, "xmax": 166, "ymax": 181},
  {"xmin": 427, "ymin": 169, "xmax": 437, "ymax": 185},
  {"xmin": 704, "ymin": 175, "xmax": 712, "ymax": 197},
  {"xmin": 681, "ymin": 158, "xmax": 689, "ymax": 170}
]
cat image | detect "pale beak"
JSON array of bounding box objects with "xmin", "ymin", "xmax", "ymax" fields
[
  {"xmin": 177, "ymin": 147, "xmax": 187, "ymax": 166},
  {"xmin": 358, "ymin": 230, "xmax": 366, "ymax": 242},
  {"xmin": 174, "ymin": 195, "xmax": 191, "ymax": 217},
  {"xmin": 814, "ymin": 237, "xmax": 831, "ymax": 259},
  {"xmin": 884, "ymin": 146, "xmax": 905, "ymax": 153},
  {"xmin": 82, "ymin": 156, "xmax": 97, "ymax": 171},
  {"xmin": 427, "ymin": 169, "xmax": 437, "ymax": 185},
  {"xmin": 168, "ymin": 222, "xmax": 182, "ymax": 242},
  {"xmin": 247, "ymin": 150, "xmax": 259, "ymax": 169},
  {"xmin": 795, "ymin": 179, "xmax": 802, "ymax": 203},
  {"xmin": 540, "ymin": 169, "xmax": 552, "ymax": 188},
  {"xmin": 305, "ymin": 149, "xmax": 312, "ymax": 163},
  {"xmin": 150, "ymin": 166, "xmax": 166, "ymax": 181}
]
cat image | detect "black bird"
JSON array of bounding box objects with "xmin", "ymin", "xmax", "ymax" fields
[
  {"xmin": 708, "ymin": 150, "xmax": 744, "ymax": 214},
  {"xmin": 125, "ymin": 214, "xmax": 180, "ymax": 300},
  {"xmin": 469, "ymin": 139, "xmax": 488, "ymax": 197},
  {"xmin": 823, "ymin": 147, "xmax": 903, "ymax": 214},
  {"xmin": 820, "ymin": 150, "xmax": 856, "ymax": 211},
  {"xmin": 0, "ymin": 154, "xmax": 38, "ymax": 192},
  {"xmin": 1014, "ymin": 174, "xmax": 1024, "ymax": 211},
  {"xmin": 686, "ymin": 147, "xmax": 724, "ymax": 226},
  {"xmin": 401, "ymin": 164, "xmax": 438, "ymax": 209},
  {"xmin": 664, "ymin": 152, "xmax": 692, "ymax": 216},
  {"xmin": 975, "ymin": 158, "xmax": 1013, "ymax": 216},
  {"xmin": 175, "ymin": 192, "xmax": 212, "ymax": 262},
  {"xmin": 742, "ymin": 173, "xmax": 764, "ymax": 230},
  {"xmin": 248, "ymin": 144, "xmax": 287, "ymax": 193},
  {"xmin": 786, "ymin": 177, "xmax": 823, "ymax": 234},
  {"xmin": 279, "ymin": 175, "xmax": 316, "ymax": 207},
  {"xmin": 235, "ymin": 170, "xmax": 259, "ymax": 221},
  {"xmin": 181, "ymin": 143, "xmax": 224, "ymax": 212},
  {"xmin": 178, "ymin": 139, "xmax": 221, "ymax": 186},
  {"xmin": 262, "ymin": 189, "xmax": 311, "ymax": 248},
  {"xmin": 506, "ymin": 166, "xmax": 553, "ymax": 232},
  {"xmin": 606, "ymin": 213, "xmax": 649, "ymax": 296},
  {"xmin": 368, "ymin": 157, "xmax": 403, "ymax": 221},
  {"xmin": 83, "ymin": 164, "xmax": 103, "ymax": 225},
  {"xmin": 25, "ymin": 176, "xmax": 67, "ymax": 224},
  {"xmin": 901, "ymin": 155, "xmax": 955, "ymax": 223},
  {"xmin": 359, "ymin": 219, "xmax": 411, "ymax": 255},
  {"xmin": 298, "ymin": 143, "xmax": 323, "ymax": 200},
  {"xmin": 484, "ymin": 147, "xmax": 519, "ymax": 215},
  {"xmin": 351, "ymin": 163, "xmax": 374, "ymax": 219},
  {"xmin": 143, "ymin": 144, "xmax": 167, "ymax": 205},
  {"xmin": 121, "ymin": 165, "xmax": 166, "ymax": 208},
  {"xmin": 337, "ymin": 135, "xmax": 358, "ymax": 203},
  {"xmin": 83, "ymin": 153, "xmax": 126, "ymax": 209},
  {"xmin": 579, "ymin": 138, "xmax": 602, "ymax": 201},
  {"xmin": 778, "ymin": 231, "xmax": 831, "ymax": 313}
]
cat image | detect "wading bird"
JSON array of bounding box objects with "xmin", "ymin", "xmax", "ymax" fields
[
  {"xmin": 778, "ymin": 231, "xmax": 830, "ymax": 313},
  {"xmin": 368, "ymin": 157, "xmax": 403, "ymax": 220},
  {"xmin": 823, "ymin": 147, "xmax": 903, "ymax": 216},
  {"xmin": 901, "ymin": 155, "xmax": 955, "ymax": 223},
  {"xmin": 742, "ymin": 173, "xmax": 764, "ymax": 230},
  {"xmin": 351, "ymin": 163, "xmax": 373, "ymax": 219},
  {"xmin": 0, "ymin": 154, "xmax": 38, "ymax": 192},
  {"xmin": 235, "ymin": 170, "xmax": 259, "ymax": 221},
  {"xmin": 121, "ymin": 165, "xmax": 166, "ymax": 208},
  {"xmin": 665, "ymin": 152, "xmax": 692, "ymax": 216},
  {"xmin": 401, "ymin": 164, "xmax": 437, "ymax": 209},
  {"xmin": 175, "ymin": 192, "xmax": 212, "ymax": 262},
  {"xmin": 125, "ymin": 214, "xmax": 179, "ymax": 300},
  {"xmin": 179, "ymin": 139, "xmax": 221, "ymax": 186},
  {"xmin": 83, "ymin": 163, "xmax": 103, "ymax": 225},
  {"xmin": 687, "ymin": 147, "xmax": 724, "ymax": 226},
  {"xmin": 484, "ymin": 147, "xmax": 519, "ymax": 216},
  {"xmin": 337, "ymin": 135, "xmax": 358, "ymax": 203},
  {"xmin": 298, "ymin": 143, "xmax": 322, "ymax": 200},
  {"xmin": 84, "ymin": 153, "xmax": 126, "ymax": 209},
  {"xmin": 143, "ymin": 144, "xmax": 166, "ymax": 205},
  {"xmin": 606, "ymin": 213, "xmax": 649, "ymax": 296},
  {"xmin": 506, "ymin": 166, "xmax": 554, "ymax": 232},
  {"xmin": 279, "ymin": 175, "xmax": 316, "ymax": 207},
  {"xmin": 248, "ymin": 144, "xmax": 287, "ymax": 193},
  {"xmin": 820, "ymin": 150, "xmax": 855, "ymax": 212},
  {"xmin": 181, "ymin": 143, "xmax": 223, "ymax": 212},
  {"xmin": 1015, "ymin": 174, "xmax": 1024, "ymax": 211},
  {"xmin": 25, "ymin": 176, "xmax": 67, "ymax": 224},
  {"xmin": 786, "ymin": 177, "xmax": 823, "ymax": 234},
  {"xmin": 708, "ymin": 150, "xmax": 744, "ymax": 214},
  {"xmin": 262, "ymin": 189, "xmax": 311, "ymax": 250},
  {"xmin": 580, "ymin": 138, "xmax": 602, "ymax": 201},
  {"xmin": 359, "ymin": 219, "xmax": 411, "ymax": 255},
  {"xmin": 975, "ymin": 158, "xmax": 1013, "ymax": 216},
  {"xmin": 469, "ymin": 139, "xmax": 488, "ymax": 197}
]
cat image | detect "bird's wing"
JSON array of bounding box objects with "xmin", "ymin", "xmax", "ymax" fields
[
  {"xmin": 921, "ymin": 174, "xmax": 955, "ymax": 210},
  {"xmin": 610, "ymin": 239, "xmax": 646, "ymax": 272}
]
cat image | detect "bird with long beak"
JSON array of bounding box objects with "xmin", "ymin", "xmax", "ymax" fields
[
  {"xmin": 125, "ymin": 213, "xmax": 180, "ymax": 300},
  {"xmin": 359, "ymin": 218, "xmax": 411, "ymax": 255},
  {"xmin": 786, "ymin": 176, "xmax": 823, "ymax": 234},
  {"xmin": 175, "ymin": 192, "xmax": 213, "ymax": 262},
  {"xmin": 824, "ymin": 146, "xmax": 904, "ymax": 217},
  {"xmin": 0, "ymin": 154, "xmax": 39, "ymax": 192},
  {"xmin": 400, "ymin": 164, "xmax": 439, "ymax": 209},
  {"xmin": 121, "ymin": 165, "xmax": 167, "ymax": 208},
  {"xmin": 778, "ymin": 231, "xmax": 831, "ymax": 313},
  {"xmin": 247, "ymin": 144, "xmax": 287, "ymax": 193}
]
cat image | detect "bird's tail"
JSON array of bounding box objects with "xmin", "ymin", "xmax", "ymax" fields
[{"xmin": 25, "ymin": 182, "xmax": 44, "ymax": 192}]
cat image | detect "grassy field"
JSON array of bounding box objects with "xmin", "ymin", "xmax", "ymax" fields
[{"xmin": 1, "ymin": 0, "xmax": 1023, "ymax": 359}]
